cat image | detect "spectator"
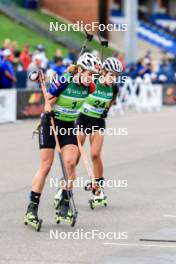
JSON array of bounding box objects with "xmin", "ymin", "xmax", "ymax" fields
[
  {"xmin": 48, "ymin": 48, "xmax": 64, "ymax": 68},
  {"xmin": 113, "ymin": 51, "xmax": 126, "ymax": 70},
  {"xmin": 52, "ymin": 56, "xmax": 67, "ymax": 77},
  {"xmin": 55, "ymin": 48, "xmax": 63, "ymax": 58},
  {"xmin": 33, "ymin": 44, "xmax": 48, "ymax": 69},
  {"xmin": 118, "ymin": 53, "xmax": 126, "ymax": 70},
  {"xmin": 13, "ymin": 51, "xmax": 23, "ymax": 72},
  {"xmin": 0, "ymin": 49, "xmax": 16, "ymax": 88},
  {"xmin": 27, "ymin": 54, "xmax": 42, "ymax": 89},
  {"xmin": 0, "ymin": 39, "xmax": 11, "ymax": 60},
  {"xmin": 138, "ymin": 57, "xmax": 152, "ymax": 78},
  {"xmin": 67, "ymin": 47, "xmax": 78, "ymax": 63},
  {"xmin": 10, "ymin": 41, "xmax": 18, "ymax": 62},
  {"xmin": 20, "ymin": 43, "xmax": 31, "ymax": 71}
]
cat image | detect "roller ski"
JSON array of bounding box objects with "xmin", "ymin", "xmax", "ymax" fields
[
  {"xmin": 53, "ymin": 188, "xmax": 63, "ymax": 210},
  {"xmin": 24, "ymin": 202, "xmax": 42, "ymax": 232},
  {"xmin": 55, "ymin": 190, "xmax": 77, "ymax": 227},
  {"xmin": 89, "ymin": 188, "xmax": 107, "ymax": 210},
  {"xmin": 88, "ymin": 178, "xmax": 107, "ymax": 210}
]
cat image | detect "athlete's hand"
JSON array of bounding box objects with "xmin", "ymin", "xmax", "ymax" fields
[
  {"xmin": 41, "ymin": 111, "xmax": 54, "ymax": 126},
  {"xmin": 44, "ymin": 102, "xmax": 52, "ymax": 112},
  {"xmin": 45, "ymin": 111, "xmax": 55, "ymax": 118},
  {"xmin": 101, "ymin": 108, "xmax": 109, "ymax": 119}
]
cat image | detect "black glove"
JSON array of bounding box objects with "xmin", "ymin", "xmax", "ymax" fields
[
  {"xmin": 101, "ymin": 108, "xmax": 109, "ymax": 119},
  {"xmin": 45, "ymin": 111, "xmax": 55, "ymax": 118},
  {"xmin": 41, "ymin": 111, "xmax": 55, "ymax": 125}
]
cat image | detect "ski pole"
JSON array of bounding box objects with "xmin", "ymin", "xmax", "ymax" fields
[
  {"xmin": 76, "ymin": 135, "xmax": 100, "ymax": 192},
  {"xmin": 97, "ymin": 33, "xmax": 108, "ymax": 61},
  {"xmin": 79, "ymin": 30, "xmax": 94, "ymax": 57}
]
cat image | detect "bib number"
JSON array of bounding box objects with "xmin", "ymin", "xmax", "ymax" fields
[
  {"xmin": 94, "ymin": 100, "xmax": 106, "ymax": 108},
  {"xmin": 72, "ymin": 101, "xmax": 77, "ymax": 109}
]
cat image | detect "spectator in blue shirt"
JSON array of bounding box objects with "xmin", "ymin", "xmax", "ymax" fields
[
  {"xmin": 67, "ymin": 47, "xmax": 77, "ymax": 63},
  {"xmin": 138, "ymin": 57, "xmax": 152, "ymax": 78},
  {"xmin": 52, "ymin": 56, "xmax": 66, "ymax": 77},
  {"xmin": 0, "ymin": 49, "xmax": 16, "ymax": 88}
]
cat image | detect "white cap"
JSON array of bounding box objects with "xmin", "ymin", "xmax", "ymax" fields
[
  {"xmin": 144, "ymin": 57, "xmax": 150, "ymax": 65},
  {"xmin": 158, "ymin": 74, "xmax": 167, "ymax": 82},
  {"xmin": 32, "ymin": 54, "xmax": 42, "ymax": 62},
  {"xmin": 3, "ymin": 49, "xmax": 12, "ymax": 57}
]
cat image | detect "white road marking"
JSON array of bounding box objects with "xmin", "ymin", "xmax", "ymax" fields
[
  {"xmin": 104, "ymin": 242, "xmax": 176, "ymax": 248},
  {"xmin": 164, "ymin": 214, "xmax": 176, "ymax": 218}
]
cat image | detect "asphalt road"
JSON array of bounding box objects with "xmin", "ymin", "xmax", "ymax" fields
[{"xmin": 0, "ymin": 107, "xmax": 176, "ymax": 264}]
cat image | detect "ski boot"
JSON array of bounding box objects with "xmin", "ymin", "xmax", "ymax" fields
[
  {"xmin": 24, "ymin": 202, "xmax": 42, "ymax": 231},
  {"xmin": 85, "ymin": 180, "xmax": 101, "ymax": 195},
  {"xmin": 55, "ymin": 197, "xmax": 76, "ymax": 227},
  {"xmin": 85, "ymin": 180, "xmax": 93, "ymax": 191},
  {"xmin": 89, "ymin": 188, "xmax": 107, "ymax": 210},
  {"xmin": 53, "ymin": 188, "xmax": 63, "ymax": 210}
]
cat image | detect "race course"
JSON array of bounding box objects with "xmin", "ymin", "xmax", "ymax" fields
[{"xmin": 1, "ymin": 107, "xmax": 176, "ymax": 264}]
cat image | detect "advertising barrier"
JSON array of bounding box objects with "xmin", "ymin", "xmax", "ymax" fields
[
  {"xmin": 0, "ymin": 82, "xmax": 175, "ymax": 123},
  {"xmin": 0, "ymin": 89, "xmax": 17, "ymax": 123},
  {"xmin": 110, "ymin": 77, "xmax": 163, "ymax": 115},
  {"xmin": 17, "ymin": 90, "xmax": 44, "ymax": 119},
  {"xmin": 162, "ymin": 84, "xmax": 176, "ymax": 105}
]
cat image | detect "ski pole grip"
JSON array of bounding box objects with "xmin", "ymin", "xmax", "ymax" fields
[{"xmin": 85, "ymin": 30, "xmax": 93, "ymax": 41}]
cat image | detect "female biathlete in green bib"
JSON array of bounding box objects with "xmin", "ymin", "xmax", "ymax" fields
[
  {"xmin": 76, "ymin": 57, "xmax": 123, "ymax": 209},
  {"xmin": 24, "ymin": 53, "xmax": 101, "ymax": 230}
]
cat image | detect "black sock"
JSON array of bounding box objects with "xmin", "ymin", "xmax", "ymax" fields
[
  {"xmin": 96, "ymin": 177, "xmax": 105, "ymax": 187},
  {"xmin": 30, "ymin": 191, "xmax": 41, "ymax": 205},
  {"xmin": 92, "ymin": 178, "xmax": 105, "ymax": 195}
]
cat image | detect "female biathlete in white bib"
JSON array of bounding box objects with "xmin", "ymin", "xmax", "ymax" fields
[
  {"xmin": 24, "ymin": 53, "xmax": 101, "ymax": 230},
  {"xmin": 76, "ymin": 57, "xmax": 123, "ymax": 209}
]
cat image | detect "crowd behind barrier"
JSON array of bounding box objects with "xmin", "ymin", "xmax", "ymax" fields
[
  {"xmin": 1, "ymin": 38, "xmax": 176, "ymax": 90},
  {"xmin": 0, "ymin": 39, "xmax": 176, "ymax": 123}
]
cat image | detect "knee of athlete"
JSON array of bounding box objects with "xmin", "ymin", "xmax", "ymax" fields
[
  {"xmin": 65, "ymin": 158, "xmax": 76, "ymax": 172},
  {"xmin": 40, "ymin": 160, "xmax": 53, "ymax": 175},
  {"xmin": 91, "ymin": 152, "xmax": 101, "ymax": 162}
]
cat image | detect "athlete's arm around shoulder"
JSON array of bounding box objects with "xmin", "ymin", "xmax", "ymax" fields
[{"xmin": 47, "ymin": 73, "xmax": 70, "ymax": 105}]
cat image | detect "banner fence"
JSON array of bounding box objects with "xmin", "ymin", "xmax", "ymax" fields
[
  {"xmin": 0, "ymin": 89, "xmax": 17, "ymax": 123},
  {"xmin": 0, "ymin": 79, "xmax": 176, "ymax": 123}
]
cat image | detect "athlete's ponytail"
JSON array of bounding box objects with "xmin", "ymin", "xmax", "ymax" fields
[
  {"xmin": 99, "ymin": 68, "xmax": 107, "ymax": 76},
  {"xmin": 67, "ymin": 64, "xmax": 79, "ymax": 74}
]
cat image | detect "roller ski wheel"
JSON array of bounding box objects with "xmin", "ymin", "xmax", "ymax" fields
[
  {"xmin": 53, "ymin": 198, "xmax": 61, "ymax": 210},
  {"xmin": 24, "ymin": 213, "xmax": 43, "ymax": 232},
  {"xmin": 55, "ymin": 211, "xmax": 76, "ymax": 227},
  {"xmin": 24, "ymin": 202, "xmax": 42, "ymax": 232},
  {"xmin": 89, "ymin": 199, "xmax": 95, "ymax": 210},
  {"xmin": 89, "ymin": 196, "xmax": 107, "ymax": 210},
  {"xmin": 56, "ymin": 198, "xmax": 77, "ymax": 227}
]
